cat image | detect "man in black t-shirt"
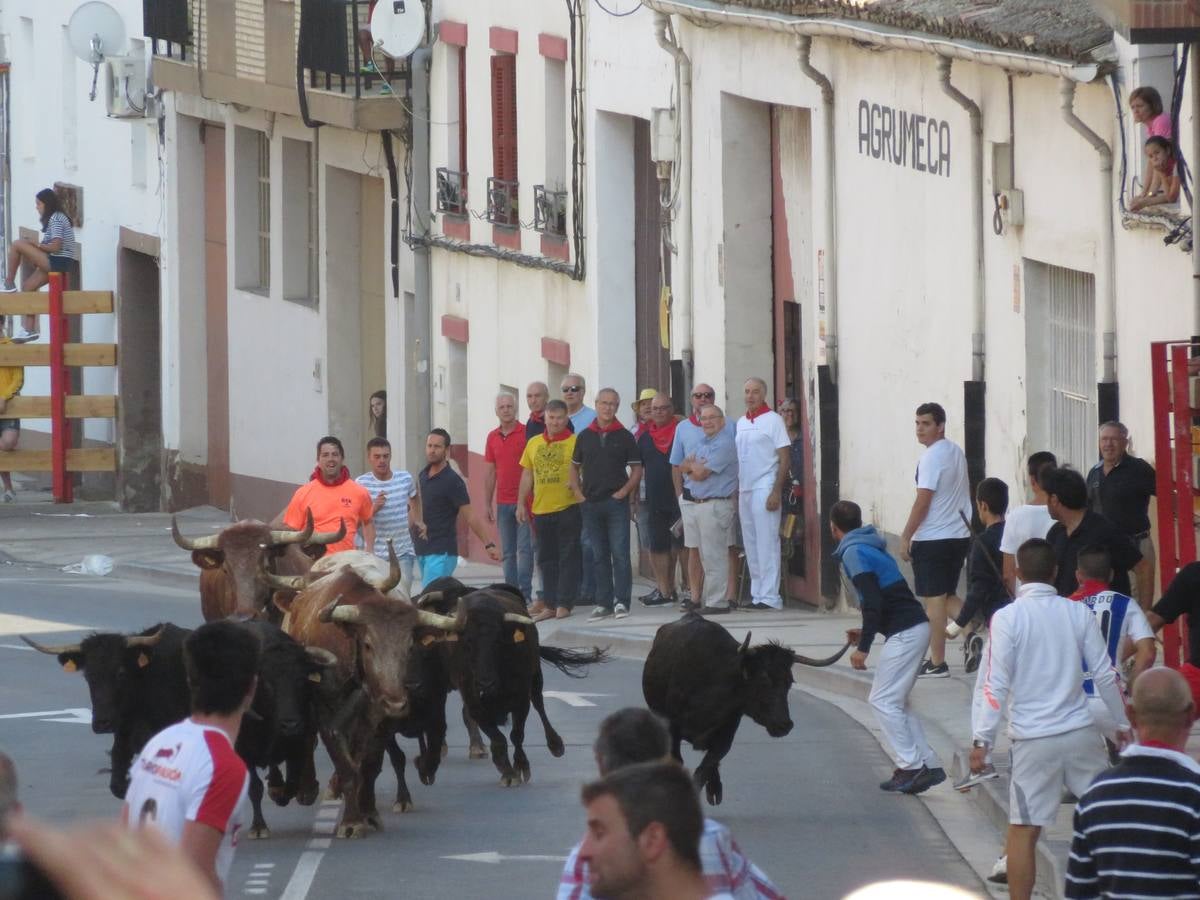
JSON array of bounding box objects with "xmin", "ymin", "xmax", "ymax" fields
[
  {"xmin": 636, "ymin": 395, "xmax": 683, "ymax": 607},
  {"xmin": 1044, "ymin": 467, "xmax": 1141, "ymax": 597},
  {"xmin": 1148, "ymin": 561, "xmax": 1200, "ymax": 665}
]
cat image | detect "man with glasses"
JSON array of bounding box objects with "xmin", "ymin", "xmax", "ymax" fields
[
  {"xmin": 562, "ymin": 373, "xmax": 597, "ymax": 608},
  {"xmin": 637, "ymin": 394, "xmax": 685, "ymax": 607},
  {"xmin": 676, "ymin": 405, "xmax": 739, "ymax": 614}
]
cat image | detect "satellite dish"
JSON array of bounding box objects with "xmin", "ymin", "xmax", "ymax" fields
[
  {"xmin": 370, "ymin": 0, "xmax": 424, "ymax": 59},
  {"xmin": 67, "ymin": 2, "xmax": 127, "ymax": 101}
]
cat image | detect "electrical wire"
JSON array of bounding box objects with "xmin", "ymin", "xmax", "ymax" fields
[
  {"xmin": 1110, "ymin": 73, "xmax": 1129, "ymax": 214},
  {"xmin": 1170, "ymin": 44, "xmax": 1192, "ymax": 206},
  {"xmin": 592, "ymin": 0, "xmax": 642, "ymax": 17}
]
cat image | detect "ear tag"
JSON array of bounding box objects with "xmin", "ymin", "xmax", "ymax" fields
[
  {"xmin": 512, "ymin": 630, "xmax": 526, "ymax": 644},
  {"xmin": 137, "ymin": 653, "xmax": 150, "ymax": 669},
  {"xmin": 307, "ymin": 672, "xmax": 322, "ymax": 684},
  {"xmin": 421, "ymin": 634, "xmax": 437, "ymax": 647},
  {"xmin": 62, "ymin": 659, "xmax": 77, "ymax": 673}
]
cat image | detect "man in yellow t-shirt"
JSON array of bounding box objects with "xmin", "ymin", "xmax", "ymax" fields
[
  {"xmin": 518, "ymin": 399, "xmax": 583, "ymax": 621},
  {"xmin": 276, "ymin": 435, "xmax": 374, "ymax": 554}
]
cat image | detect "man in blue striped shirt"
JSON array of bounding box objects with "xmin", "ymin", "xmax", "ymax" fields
[{"xmin": 355, "ymin": 437, "xmax": 424, "ymax": 596}]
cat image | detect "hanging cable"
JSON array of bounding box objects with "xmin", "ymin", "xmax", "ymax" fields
[{"xmin": 593, "ymin": 0, "xmax": 642, "ymax": 17}]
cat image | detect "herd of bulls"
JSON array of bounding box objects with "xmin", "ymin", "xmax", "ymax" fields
[{"xmin": 21, "ymin": 513, "xmax": 608, "ymax": 839}]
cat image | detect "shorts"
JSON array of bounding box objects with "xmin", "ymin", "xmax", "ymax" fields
[
  {"xmin": 0, "ymin": 418, "xmax": 18, "ymax": 434},
  {"xmin": 49, "ymin": 255, "xmax": 72, "ymax": 274},
  {"xmin": 418, "ymin": 553, "xmax": 457, "ymax": 588},
  {"xmin": 1009, "ymin": 726, "xmax": 1107, "ymax": 826},
  {"xmin": 647, "ymin": 505, "xmax": 682, "ymax": 553},
  {"xmin": 911, "ymin": 537, "xmax": 969, "ymax": 597}
]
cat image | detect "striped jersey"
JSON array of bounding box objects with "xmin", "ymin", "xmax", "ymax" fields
[
  {"xmin": 1073, "ymin": 586, "xmax": 1154, "ymax": 696},
  {"xmin": 43, "ymin": 211, "xmax": 77, "ymax": 260},
  {"xmin": 356, "ymin": 470, "xmax": 417, "ymax": 558},
  {"xmin": 1066, "ymin": 744, "xmax": 1200, "ymax": 899}
]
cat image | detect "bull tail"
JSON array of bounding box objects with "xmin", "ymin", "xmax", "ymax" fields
[
  {"xmin": 538, "ymin": 645, "xmax": 610, "ymax": 679},
  {"xmin": 794, "ymin": 641, "xmax": 852, "ymax": 668}
]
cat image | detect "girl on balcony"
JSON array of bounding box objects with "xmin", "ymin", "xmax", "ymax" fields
[
  {"xmin": 1130, "ymin": 136, "xmax": 1181, "ymax": 212},
  {"xmin": 0, "ymin": 189, "xmax": 79, "ymax": 342}
]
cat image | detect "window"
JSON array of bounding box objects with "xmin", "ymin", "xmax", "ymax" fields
[
  {"xmin": 535, "ymin": 57, "xmax": 567, "ymax": 238},
  {"xmin": 282, "ymin": 138, "xmax": 317, "ymax": 304},
  {"xmin": 234, "ymin": 127, "xmax": 271, "ymax": 292},
  {"xmin": 438, "ymin": 45, "xmax": 469, "ymax": 216},
  {"xmin": 489, "ymin": 53, "xmax": 518, "ymax": 227}
]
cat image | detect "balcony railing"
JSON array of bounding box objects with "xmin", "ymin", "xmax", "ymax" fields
[
  {"xmin": 533, "ymin": 184, "xmax": 568, "ymax": 237},
  {"xmin": 436, "ymin": 168, "xmax": 468, "ymax": 216},
  {"xmin": 487, "ymin": 177, "xmax": 519, "ymax": 228}
]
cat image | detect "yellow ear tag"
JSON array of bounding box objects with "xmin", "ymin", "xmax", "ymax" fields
[
  {"xmin": 307, "ymin": 672, "xmax": 322, "ymax": 684},
  {"xmin": 512, "ymin": 630, "xmax": 526, "ymax": 644},
  {"xmin": 137, "ymin": 653, "xmax": 150, "ymax": 669},
  {"xmin": 421, "ymin": 634, "xmax": 437, "ymax": 647},
  {"xmin": 62, "ymin": 659, "xmax": 77, "ymax": 673}
]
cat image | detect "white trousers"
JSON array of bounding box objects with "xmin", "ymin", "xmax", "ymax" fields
[
  {"xmin": 970, "ymin": 633, "xmax": 993, "ymax": 765},
  {"xmin": 870, "ymin": 621, "xmax": 940, "ymax": 770},
  {"xmin": 739, "ymin": 487, "xmax": 781, "ymax": 608}
]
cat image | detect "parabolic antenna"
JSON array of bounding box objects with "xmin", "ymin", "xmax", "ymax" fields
[
  {"xmin": 370, "ymin": 0, "xmax": 425, "ymax": 59},
  {"xmin": 68, "ymin": 2, "xmax": 127, "ymax": 100}
]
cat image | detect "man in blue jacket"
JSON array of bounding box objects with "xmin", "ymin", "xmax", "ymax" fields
[{"xmin": 832, "ymin": 500, "xmax": 946, "ymax": 795}]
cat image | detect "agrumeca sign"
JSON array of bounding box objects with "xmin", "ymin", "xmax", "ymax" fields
[{"xmin": 857, "ymin": 100, "xmax": 951, "ymax": 177}]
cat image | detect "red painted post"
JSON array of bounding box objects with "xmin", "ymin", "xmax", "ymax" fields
[
  {"xmin": 48, "ymin": 272, "xmax": 71, "ymax": 503},
  {"xmin": 1150, "ymin": 342, "xmax": 1181, "ymax": 666},
  {"xmin": 1170, "ymin": 342, "xmax": 1195, "ymax": 662}
]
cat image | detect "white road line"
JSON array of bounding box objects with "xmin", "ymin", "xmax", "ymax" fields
[
  {"xmin": 252, "ymin": 862, "xmax": 275, "ymax": 869},
  {"xmin": 310, "ymin": 819, "xmax": 336, "ymax": 835},
  {"xmin": 278, "ymin": 850, "xmax": 324, "ymax": 900},
  {"xmin": 307, "ymin": 838, "xmax": 331, "ymax": 850},
  {"xmin": 244, "ymin": 890, "xmax": 267, "ymax": 896},
  {"xmin": 314, "ymin": 807, "xmax": 339, "ymax": 820}
]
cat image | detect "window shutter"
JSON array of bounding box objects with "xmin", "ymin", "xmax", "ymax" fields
[
  {"xmin": 491, "ymin": 54, "xmax": 518, "ymax": 183},
  {"xmin": 458, "ymin": 49, "xmax": 468, "ymax": 175}
]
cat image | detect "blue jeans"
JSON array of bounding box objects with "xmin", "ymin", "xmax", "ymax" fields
[
  {"xmin": 582, "ymin": 496, "xmax": 633, "ymax": 610},
  {"xmin": 496, "ymin": 503, "xmax": 534, "ymax": 599}
]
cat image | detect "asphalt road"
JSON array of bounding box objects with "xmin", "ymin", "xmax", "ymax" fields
[{"xmin": 0, "ymin": 563, "xmax": 982, "ymax": 898}]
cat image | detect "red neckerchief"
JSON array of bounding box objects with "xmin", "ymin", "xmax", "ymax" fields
[
  {"xmin": 633, "ymin": 421, "xmax": 649, "ymax": 440},
  {"xmin": 746, "ymin": 404, "xmax": 771, "ymax": 422},
  {"xmin": 542, "ymin": 428, "xmax": 572, "ymax": 444},
  {"xmin": 529, "ymin": 410, "xmax": 545, "ymax": 424},
  {"xmin": 688, "ymin": 414, "xmax": 702, "ymax": 427},
  {"xmin": 1139, "ymin": 740, "xmax": 1178, "ymax": 751},
  {"xmin": 311, "ymin": 466, "xmax": 350, "ymax": 486},
  {"xmin": 648, "ymin": 418, "xmax": 678, "ymax": 455},
  {"xmin": 588, "ymin": 419, "xmax": 625, "ymax": 434},
  {"xmin": 1069, "ymin": 579, "xmax": 1110, "ymax": 601}
]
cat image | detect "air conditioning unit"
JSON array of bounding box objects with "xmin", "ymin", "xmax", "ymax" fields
[
  {"xmin": 105, "ymin": 55, "xmax": 146, "ymax": 118},
  {"xmin": 534, "ymin": 186, "xmax": 567, "ymax": 236}
]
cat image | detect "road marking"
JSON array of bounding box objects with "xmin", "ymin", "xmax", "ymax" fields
[
  {"xmin": 307, "ymin": 838, "xmax": 331, "ymax": 849},
  {"xmin": 0, "ymin": 707, "xmax": 91, "ymax": 725},
  {"xmin": 542, "ymin": 690, "xmax": 610, "ymax": 708},
  {"xmin": 279, "ymin": 850, "xmax": 324, "ymax": 900},
  {"xmin": 311, "ymin": 819, "xmax": 336, "ymax": 835},
  {"xmin": 253, "ymin": 863, "xmax": 275, "ymax": 869},
  {"xmin": 441, "ymin": 851, "xmax": 569, "ymax": 864},
  {"xmin": 315, "ymin": 807, "xmax": 339, "ymax": 820},
  {"xmin": 0, "ymin": 613, "xmax": 93, "ymax": 637}
]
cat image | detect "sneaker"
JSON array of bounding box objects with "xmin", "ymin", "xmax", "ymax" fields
[
  {"xmin": 917, "ymin": 660, "xmax": 950, "ymax": 679},
  {"xmin": 11, "ymin": 328, "xmax": 38, "ymax": 343},
  {"xmin": 879, "ymin": 767, "xmax": 921, "ymax": 792},
  {"xmin": 640, "ymin": 589, "xmax": 673, "ymax": 608},
  {"xmin": 679, "ymin": 597, "xmax": 697, "ymax": 613},
  {"xmin": 964, "ymin": 632, "xmax": 984, "ymax": 674},
  {"xmin": 986, "ymin": 856, "xmax": 1007, "ymax": 885},
  {"xmin": 952, "ymin": 764, "xmax": 998, "ymax": 792},
  {"xmin": 587, "ymin": 606, "xmax": 613, "ymax": 622},
  {"xmin": 1, "ymin": 490, "xmax": 13, "ymax": 503},
  {"xmin": 613, "ymin": 603, "xmax": 629, "ymax": 619},
  {"xmin": 378, "ymin": 81, "xmax": 393, "ymax": 95},
  {"xmin": 681, "ymin": 589, "xmax": 693, "ymax": 604},
  {"xmin": 637, "ymin": 588, "xmax": 658, "ymax": 603},
  {"xmin": 0, "ymin": 283, "xmax": 15, "ymax": 293},
  {"xmin": 900, "ymin": 765, "xmax": 946, "ymax": 795},
  {"xmin": 747, "ymin": 602, "xmax": 779, "ymax": 611}
]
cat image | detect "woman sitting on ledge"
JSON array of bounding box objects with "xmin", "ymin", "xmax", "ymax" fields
[{"xmin": 0, "ymin": 188, "xmax": 79, "ymax": 342}]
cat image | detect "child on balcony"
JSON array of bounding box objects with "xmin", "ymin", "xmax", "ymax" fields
[
  {"xmin": 1129, "ymin": 86, "xmax": 1172, "ymax": 141},
  {"xmin": 0, "ymin": 188, "xmax": 78, "ymax": 342},
  {"xmin": 1129, "ymin": 136, "xmax": 1180, "ymax": 212}
]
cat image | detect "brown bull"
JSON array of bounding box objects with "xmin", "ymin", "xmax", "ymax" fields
[{"xmin": 172, "ymin": 510, "xmax": 345, "ymax": 620}]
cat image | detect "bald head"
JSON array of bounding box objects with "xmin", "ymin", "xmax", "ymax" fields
[
  {"xmin": 1130, "ymin": 667, "xmax": 1196, "ymax": 748},
  {"xmin": 526, "ymin": 381, "xmax": 549, "ymax": 415}
]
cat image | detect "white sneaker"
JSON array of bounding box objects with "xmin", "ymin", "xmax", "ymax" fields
[
  {"xmin": 613, "ymin": 603, "xmax": 629, "ymax": 619},
  {"xmin": 2, "ymin": 490, "xmax": 14, "ymax": 503},
  {"xmin": 11, "ymin": 328, "xmax": 38, "ymax": 343},
  {"xmin": 587, "ymin": 605, "xmax": 613, "ymax": 622},
  {"xmin": 0, "ymin": 283, "xmax": 16, "ymax": 293},
  {"xmin": 986, "ymin": 855, "xmax": 1007, "ymax": 885}
]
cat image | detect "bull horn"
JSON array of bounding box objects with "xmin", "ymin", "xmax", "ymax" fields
[
  {"xmin": 379, "ymin": 540, "xmax": 401, "ymax": 593},
  {"xmin": 260, "ymin": 570, "xmax": 308, "ymax": 592},
  {"xmin": 317, "ymin": 594, "xmax": 346, "ymax": 623},
  {"xmin": 792, "ymin": 641, "xmax": 853, "ymax": 668},
  {"xmin": 503, "ymin": 613, "xmax": 534, "ymax": 626},
  {"xmin": 330, "ymin": 605, "xmax": 363, "ymax": 625},
  {"xmin": 20, "ymin": 635, "xmax": 82, "ymax": 655},
  {"xmin": 305, "ymin": 647, "xmax": 338, "ymax": 667},
  {"xmin": 269, "ymin": 509, "xmax": 315, "ymax": 546},
  {"xmin": 415, "ymin": 591, "xmax": 444, "ymax": 609},
  {"xmin": 416, "ymin": 610, "xmax": 462, "ymax": 631},
  {"xmin": 738, "ymin": 632, "xmax": 752, "ymax": 655},
  {"xmin": 125, "ymin": 626, "xmax": 166, "ymax": 649},
  {"xmin": 308, "ymin": 516, "xmax": 347, "ymax": 547},
  {"xmin": 171, "ymin": 516, "xmax": 219, "ymax": 552}
]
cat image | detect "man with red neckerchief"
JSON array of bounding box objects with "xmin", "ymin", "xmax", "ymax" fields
[
  {"xmin": 637, "ymin": 394, "xmax": 684, "ymax": 607},
  {"xmin": 279, "ymin": 435, "xmax": 373, "ymax": 554},
  {"xmin": 735, "ymin": 378, "xmax": 791, "ymax": 611}
]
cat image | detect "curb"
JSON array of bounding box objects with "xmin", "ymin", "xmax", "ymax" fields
[{"xmin": 110, "ymin": 563, "xmax": 200, "ymax": 592}]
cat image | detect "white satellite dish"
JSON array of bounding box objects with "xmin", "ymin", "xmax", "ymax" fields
[
  {"xmin": 370, "ymin": 0, "xmax": 424, "ymax": 59},
  {"xmin": 67, "ymin": 2, "xmax": 127, "ymax": 101}
]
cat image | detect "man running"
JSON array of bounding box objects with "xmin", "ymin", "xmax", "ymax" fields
[
  {"xmin": 278, "ymin": 435, "xmax": 374, "ymax": 554},
  {"xmin": 355, "ymin": 436, "xmax": 424, "ymax": 595}
]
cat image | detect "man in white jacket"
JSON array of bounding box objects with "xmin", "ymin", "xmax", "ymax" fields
[{"xmin": 968, "ymin": 538, "xmax": 1130, "ymax": 900}]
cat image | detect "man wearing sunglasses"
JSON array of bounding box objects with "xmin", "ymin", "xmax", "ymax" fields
[{"xmin": 563, "ymin": 373, "xmax": 598, "ymax": 609}]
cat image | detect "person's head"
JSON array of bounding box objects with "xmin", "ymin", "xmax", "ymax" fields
[
  {"xmin": 914, "ymin": 402, "xmax": 947, "ymax": 446},
  {"xmin": 829, "ymin": 499, "xmax": 863, "ymax": 541},
  {"xmin": 369, "ymin": 390, "xmax": 386, "ymax": 420},
  {"xmin": 1130, "ymin": 85, "xmax": 1164, "ymax": 123},
  {"xmin": 425, "ymin": 428, "xmax": 451, "ymax": 465},
  {"xmin": 526, "ymin": 381, "xmax": 550, "ymax": 415},
  {"xmin": 1042, "ymin": 467, "xmax": 1088, "ymax": 520},
  {"xmin": 698, "ymin": 405, "xmax": 725, "ymax": 438},
  {"xmin": 975, "ymin": 477, "xmax": 1008, "ymax": 523},
  {"xmin": 544, "ymin": 399, "xmax": 569, "ymax": 436},
  {"xmin": 1098, "ymin": 421, "xmax": 1130, "ymax": 465},
  {"xmin": 1145, "ymin": 135, "xmax": 1174, "ymax": 172},
  {"xmin": 579, "ymin": 762, "xmax": 703, "ymax": 896},
  {"xmin": 1015, "ymin": 538, "xmax": 1057, "ymax": 587},
  {"xmin": 183, "ymin": 621, "xmax": 260, "ymax": 716},
  {"xmin": 495, "ymin": 391, "xmax": 518, "ymax": 426},
  {"xmin": 1027, "ymin": 451, "xmax": 1057, "ymax": 489},
  {"xmin": 1129, "ymin": 667, "xmax": 1196, "ymax": 749},
  {"xmin": 366, "ymin": 437, "xmax": 391, "ymax": 478},
  {"xmin": 743, "ymin": 377, "xmax": 768, "ymax": 411},
  {"xmin": 689, "ymin": 383, "xmax": 715, "ymax": 416},
  {"xmin": 1075, "ymin": 545, "xmax": 1112, "ymax": 586},
  {"xmin": 778, "ymin": 398, "xmax": 799, "ymax": 431},
  {"xmin": 649, "ymin": 394, "xmax": 674, "ymax": 427},
  {"xmin": 632, "ymin": 389, "xmax": 656, "ymax": 424},
  {"xmin": 35, "ymin": 188, "xmax": 62, "ymax": 229},
  {"xmin": 561, "ymin": 373, "xmax": 587, "ymax": 411},
  {"xmin": 316, "ymin": 436, "xmax": 345, "ymax": 480},
  {"xmin": 593, "ymin": 708, "xmax": 670, "ymax": 776},
  {"xmin": 595, "ymin": 388, "xmax": 620, "ymax": 425},
  {"xmin": 0, "ymin": 751, "xmax": 18, "ymax": 838}
]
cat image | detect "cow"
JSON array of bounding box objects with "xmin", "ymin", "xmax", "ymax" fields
[
  {"xmin": 22, "ymin": 624, "xmax": 191, "ymax": 799},
  {"xmin": 171, "ymin": 509, "xmax": 346, "ymax": 620},
  {"xmin": 642, "ymin": 612, "xmax": 851, "ymax": 806},
  {"xmin": 417, "ymin": 587, "xmax": 609, "ymax": 787},
  {"xmin": 275, "ymin": 567, "xmax": 460, "ymax": 838}
]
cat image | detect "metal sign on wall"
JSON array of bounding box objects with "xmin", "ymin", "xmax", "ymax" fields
[{"xmin": 857, "ymin": 100, "xmax": 951, "ymax": 178}]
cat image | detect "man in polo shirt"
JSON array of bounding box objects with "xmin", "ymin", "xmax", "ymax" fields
[
  {"xmin": 563, "ymin": 373, "xmax": 597, "ymax": 609},
  {"xmin": 414, "ymin": 428, "xmax": 499, "ymax": 587},
  {"xmin": 518, "ymin": 400, "xmax": 582, "ymax": 621},
  {"xmin": 1086, "ymin": 421, "xmax": 1157, "ymax": 609},
  {"xmin": 898, "ymin": 402, "xmax": 972, "ymax": 679},
  {"xmin": 636, "ymin": 394, "xmax": 684, "ymax": 608},
  {"xmin": 279, "ymin": 435, "xmax": 374, "ymax": 554},
  {"xmin": 736, "ymin": 377, "xmax": 791, "ymax": 611},
  {"xmin": 356, "ymin": 437, "xmax": 424, "ymax": 595},
  {"xmin": 1044, "ymin": 466, "xmax": 1140, "ymax": 598},
  {"xmin": 485, "ymin": 392, "xmax": 532, "ymax": 600},
  {"xmin": 671, "ymin": 383, "xmax": 719, "ymax": 611},
  {"xmin": 676, "ymin": 405, "xmax": 738, "ymax": 614},
  {"xmin": 570, "ymin": 388, "xmax": 642, "ymax": 621}
]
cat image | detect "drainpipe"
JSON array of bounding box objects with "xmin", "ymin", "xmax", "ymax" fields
[
  {"xmin": 1061, "ymin": 79, "xmax": 1117, "ymax": 386},
  {"xmin": 1193, "ymin": 42, "xmax": 1200, "ymax": 340},
  {"xmin": 653, "ymin": 13, "xmax": 693, "ymax": 391},
  {"xmin": 409, "ymin": 47, "xmax": 433, "ymax": 470}
]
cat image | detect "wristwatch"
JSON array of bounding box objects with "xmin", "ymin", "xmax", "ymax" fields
[
  {"xmin": 484, "ymin": 542, "xmax": 496, "ymax": 550},
  {"xmin": 972, "ymin": 739, "xmax": 988, "ymax": 749}
]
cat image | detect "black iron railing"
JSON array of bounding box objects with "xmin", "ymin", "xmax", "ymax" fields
[
  {"xmin": 146, "ymin": 0, "xmax": 192, "ymax": 61},
  {"xmin": 533, "ymin": 184, "xmax": 567, "ymax": 237},
  {"xmin": 436, "ymin": 168, "xmax": 468, "ymax": 216},
  {"xmin": 487, "ymin": 177, "xmax": 519, "ymax": 228}
]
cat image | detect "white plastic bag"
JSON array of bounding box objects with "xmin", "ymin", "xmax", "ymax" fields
[{"xmin": 62, "ymin": 554, "xmax": 114, "ymax": 576}]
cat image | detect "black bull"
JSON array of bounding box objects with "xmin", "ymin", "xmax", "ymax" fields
[{"xmin": 642, "ymin": 612, "xmax": 850, "ymax": 805}]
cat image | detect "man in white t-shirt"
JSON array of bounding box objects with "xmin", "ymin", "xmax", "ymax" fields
[
  {"xmin": 356, "ymin": 436, "xmax": 425, "ymax": 596},
  {"xmin": 122, "ymin": 621, "xmax": 258, "ymax": 895},
  {"xmin": 999, "ymin": 451, "xmax": 1057, "ymax": 595},
  {"xmin": 899, "ymin": 402, "xmax": 972, "ymax": 677},
  {"xmin": 735, "ymin": 377, "xmax": 791, "ymax": 611}
]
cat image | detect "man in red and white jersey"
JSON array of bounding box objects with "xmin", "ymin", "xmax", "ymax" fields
[{"xmin": 122, "ymin": 620, "xmax": 260, "ymax": 894}]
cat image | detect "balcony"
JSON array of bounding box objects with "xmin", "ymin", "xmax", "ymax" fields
[
  {"xmin": 436, "ymin": 168, "xmax": 468, "ymax": 216},
  {"xmin": 487, "ymin": 177, "xmax": 519, "ymax": 229},
  {"xmin": 146, "ymin": 0, "xmax": 408, "ymax": 132},
  {"xmin": 533, "ymin": 184, "xmax": 568, "ymax": 238}
]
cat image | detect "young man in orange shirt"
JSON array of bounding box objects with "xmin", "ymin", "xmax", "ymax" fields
[{"xmin": 277, "ymin": 436, "xmax": 374, "ymax": 554}]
